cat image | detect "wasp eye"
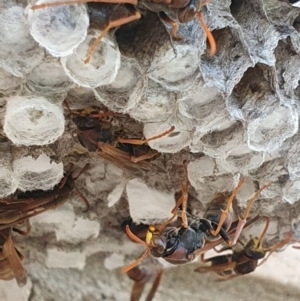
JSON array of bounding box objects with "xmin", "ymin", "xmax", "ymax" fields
[{"xmin": 150, "ymin": 234, "xmax": 167, "ymax": 257}]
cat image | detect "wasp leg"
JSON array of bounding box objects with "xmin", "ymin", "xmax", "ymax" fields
[
  {"xmin": 12, "ymin": 220, "xmax": 31, "ymax": 236},
  {"xmin": 63, "ymin": 100, "xmax": 82, "ymax": 116},
  {"xmin": 67, "ymin": 164, "xmax": 91, "ymax": 212},
  {"xmin": 121, "ymin": 225, "xmax": 151, "ymax": 274},
  {"xmin": 258, "ymin": 232, "xmax": 292, "ymax": 267},
  {"xmin": 169, "ymin": 161, "xmax": 189, "ymax": 228},
  {"xmin": 209, "ymin": 179, "xmax": 245, "ymax": 240},
  {"xmin": 159, "ymin": 12, "xmax": 182, "ymax": 40},
  {"xmin": 73, "ymin": 163, "xmax": 90, "ymax": 180},
  {"xmin": 89, "ymin": 111, "xmax": 124, "ymax": 120},
  {"xmin": 63, "ymin": 100, "xmax": 99, "ymax": 117},
  {"xmin": 257, "ymin": 216, "xmax": 270, "ymax": 245},
  {"xmin": 117, "ymin": 126, "xmax": 175, "ymax": 146},
  {"xmin": 75, "ymin": 187, "xmax": 90, "ymax": 212},
  {"xmin": 195, "ymin": 261, "xmax": 236, "ymax": 274},
  {"xmin": 231, "ymin": 183, "xmax": 270, "ymax": 245},
  {"xmin": 32, "ymin": 0, "xmax": 139, "ymax": 10},
  {"xmin": 131, "ymin": 280, "xmax": 146, "ymax": 301},
  {"xmin": 64, "ymin": 100, "xmax": 121, "ymax": 120},
  {"xmin": 99, "ymin": 143, "xmax": 131, "ymax": 161},
  {"xmin": 84, "ymin": 11, "xmax": 141, "ymax": 63},
  {"xmin": 196, "ymin": 12, "xmax": 216, "ymax": 56},
  {"xmin": 215, "ymin": 274, "xmax": 240, "ymax": 282},
  {"xmin": 130, "ymin": 151, "xmax": 157, "ymax": 163},
  {"xmin": 122, "ymin": 249, "xmax": 150, "ymax": 274},
  {"xmin": 145, "ymin": 269, "xmax": 163, "ymax": 301},
  {"xmin": 128, "ymin": 265, "xmax": 163, "ymax": 301}
]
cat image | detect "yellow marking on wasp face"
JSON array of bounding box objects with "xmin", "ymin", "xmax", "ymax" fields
[
  {"xmin": 146, "ymin": 225, "xmax": 156, "ymax": 245},
  {"xmin": 149, "ymin": 225, "xmax": 156, "ymax": 232},
  {"xmin": 146, "ymin": 231, "xmax": 153, "ymax": 245}
]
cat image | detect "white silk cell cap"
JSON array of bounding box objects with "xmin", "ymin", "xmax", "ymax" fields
[{"xmin": 290, "ymin": 0, "xmax": 300, "ymax": 7}]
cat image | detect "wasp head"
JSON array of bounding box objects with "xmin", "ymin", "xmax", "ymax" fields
[{"xmin": 146, "ymin": 225, "xmax": 168, "ymax": 257}]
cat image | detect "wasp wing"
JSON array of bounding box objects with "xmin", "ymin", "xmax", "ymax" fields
[{"xmin": 2, "ymin": 229, "xmax": 27, "ymax": 287}]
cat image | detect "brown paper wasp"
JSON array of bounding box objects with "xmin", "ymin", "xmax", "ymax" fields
[
  {"xmin": 64, "ymin": 101, "xmax": 174, "ymax": 174},
  {"xmin": 122, "ymin": 161, "xmax": 270, "ymax": 273},
  {"xmin": 0, "ymin": 224, "xmax": 30, "ymax": 287},
  {"xmin": 195, "ymin": 217, "xmax": 292, "ymax": 280},
  {"xmin": 30, "ymin": 0, "xmax": 216, "ymax": 64},
  {"xmin": 0, "ymin": 164, "xmax": 90, "ymax": 230},
  {"xmin": 124, "ymin": 216, "xmax": 263, "ymax": 301}
]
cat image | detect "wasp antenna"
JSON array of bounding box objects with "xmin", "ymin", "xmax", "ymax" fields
[{"xmin": 125, "ymin": 225, "xmax": 147, "ymax": 246}]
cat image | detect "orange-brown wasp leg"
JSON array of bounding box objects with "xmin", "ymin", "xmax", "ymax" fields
[
  {"xmin": 258, "ymin": 232, "xmax": 293, "ymax": 267},
  {"xmin": 58, "ymin": 166, "xmax": 74, "ymax": 189},
  {"xmin": 98, "ymin": 142, "xmax": 134, "ymax": 162},
  {"xmin": 209, "ymin": 179, "xmax": 245, "ymax": 239},
  {"xmin": 231, "ymin": 183, "xmax": 270, "ymax": 245},
  {"xmin": 75, "ymin": 187, "xmax": 90, "ymax": 212},
  {"xmin": 169, "ymin": 161, "xmax": 189, "ymax": 228},
  {"xmin": 12, "ymin": 220, "xmax": 31, "ymax": 236},
  {"xmin": 130, "ymin": 278, "xmax": 146, "ymax": 301},
  {"xmin": 64, "ymin": 99, "xmax": 123, "ymax": 120},
  {"xmin": 63, "ymin": 100, "xmax": 102, "ymax": 118},
  {"xmin": 196, "ymin": 12, "xmax": 216, "ymax": 57},
  {"xmin": 89, "ymin": 111, "xmax": 124, "ymax": 120},
  {"xmin": 73, "ymin": 164, "xmax": 91, "ymax": 212},
  {"xmin": 159, "ymin": 12, "xmax": 182, "ymax": 40},
  {"xmin": 128, "ymin": 265, "xmax": 163, "ymax": 301},
  {"xmin": 197, "ymin": 253, "xmax": 237, "ymax": 280},
  {"xmin": 31, "ymin": 0, "xmax": 139, "ymax": 10},
  {"xmin": 122, "ymin": 250, "xmax": 150, "ymax": 274},
  {"xmin": 257, "ymin": 216, "xmax": 270, "ymax": 245},
  {"xmin": 63, "ymin": 100, "xmax": 83, "ymax": 116},
  {"xmin": 63, "ymin": 101, "xmax": 99, "ymax": 118},
  {"xmin": 117, "ymin": 126, "xmax": 175, "ymax": 146},
  {"xmin": 72, "ymin": 163, "xmax": 90, "ymax": 180},
  {"xmin": 122, "ymin": 225, "xmax": 150, "ymax": 273},
  {"xmin": 59, "ymin": 163, "xmax": 90, "ymax": 211},
  {"xmin": 145, "ymin": 269, "xmax": 163, "ymax": 301},
  {"xmin": 84, "ymin": 11, "xmax": 141, "ymax": 64},
  {"xmin": 130, "ymin": 152, "xmax": 157, "ymax": 163},
  {"xmin": 195, "ymin": 260, "xmax": 236, "ymax": 275}
]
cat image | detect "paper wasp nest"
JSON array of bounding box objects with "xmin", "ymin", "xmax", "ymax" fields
[{"xmin": 1, "ymin": 0, "xmax": 300, "ymax": 300}]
